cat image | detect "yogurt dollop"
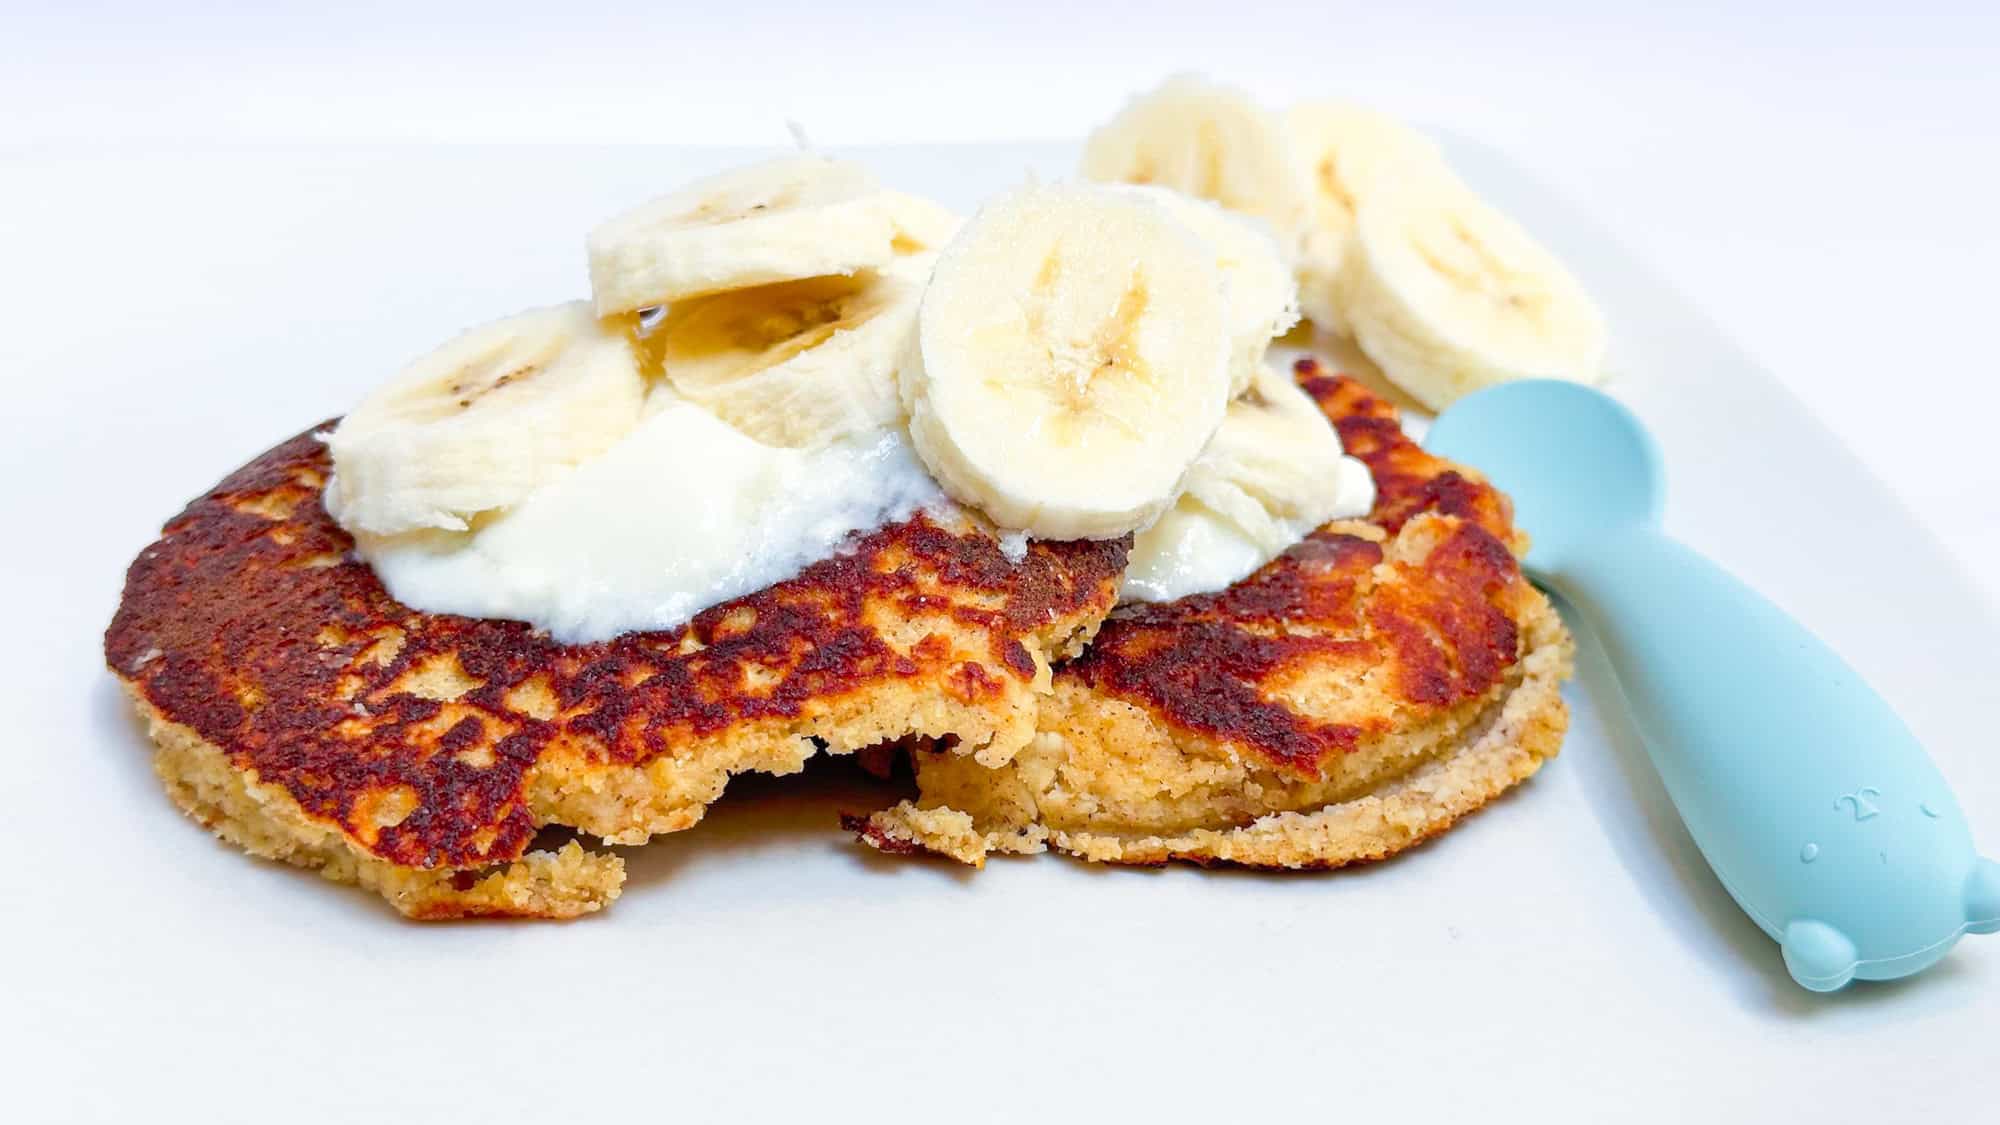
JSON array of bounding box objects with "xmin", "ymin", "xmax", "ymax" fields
[
  {"xmin": 354, "ymin": 400, "xmax": 943, "ymax": 643},
  {"xmin": 1120, "ymin": 459, "xmax": 1376, "ymax": 604}
]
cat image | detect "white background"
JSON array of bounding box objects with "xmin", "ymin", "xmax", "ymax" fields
[{"xmin": 3, "ymin": 3, "xmax": 1997, "ymax": 1122}]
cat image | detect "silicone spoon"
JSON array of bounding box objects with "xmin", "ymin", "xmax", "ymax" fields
[{"xmin": 1425, "ymin": 380, "xmax": 1997, "ymax": 991}]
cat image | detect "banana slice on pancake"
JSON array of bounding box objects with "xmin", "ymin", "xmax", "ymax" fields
[
  {"xmin": 1109, "ymin": 185, "xmax": 1298, "ymax": 396},
  {"xmin": 587, "ymin": 154, "xmax": 904, "ymax": 315},
  {"xmin": 644, "ymin": 263, "xmax": 928, "ymax": 447},
  {"xmin": 1181, "ymin": 364, "xmax": 1373, "ymax": 549},
  {"xmin": 592, "ymin": 159, "xmax": 961, "ymax": 446},
  {"xmin": 900, "ymin": 183, "xmax": 1232, "ymax": 540},
  {"xmin": 324, "ymin": 301, "xmax": 646, "ymax": 535}
]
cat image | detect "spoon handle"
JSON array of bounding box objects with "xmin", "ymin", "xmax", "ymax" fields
[{"xmin": 1552, "ymin": 524, "xmax": 1995, "ymax": 990}]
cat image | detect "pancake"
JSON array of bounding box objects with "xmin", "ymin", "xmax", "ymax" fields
[
  {"xmin": 853, "ymin": 361, "xmax": 1575, "ymax": 868},
  {"xmin": 105, "ymin": 425, "xmax": 1127, "ymax": 918}
]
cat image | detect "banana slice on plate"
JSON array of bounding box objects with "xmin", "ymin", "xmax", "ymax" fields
[
  {"xmin": 587, "ymin": 154, "xmax": 902, "ymax": 315},
  {"xmin": 1284, "ymin": 101, "xmax": 1450, "ymax": 336},
  {"xmin": 1111, "ymin": 185, "xmax": 1298, "ymax": 396},
  {"xmin": 1081, "ymin": 74, "xmax": 1309, "ymax": 256},
  {"xmin": 325, "ymin": 301, "xmax": 646, "ymax": 535},
  {"xmin": 902, "ymin": 184, "xmax": 1231, "ymax": 540},
  {"xmin": 1343, "ymin": 177, "xmax": 1608, "ymax": 411},
  {"xmin": 644, "ymin": 263, "xmax": 926, "ymax": 447}
]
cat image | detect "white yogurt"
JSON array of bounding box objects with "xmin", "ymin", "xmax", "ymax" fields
[
  {"xmin": 1120, "ymin": 497, "xmax": 1275, "ymax": 603},
  {"xmin": 1120, "ymin": 459, "xmax": 1373, "ymax": 604},
  {"xmin": 354, "ymin": 401, "xmax": 944, "ymax": 643}
]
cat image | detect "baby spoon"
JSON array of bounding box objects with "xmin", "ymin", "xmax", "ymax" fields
[{"xmin": 1425, "ymin": 379, "xmax": 1997, "ymax": 991}]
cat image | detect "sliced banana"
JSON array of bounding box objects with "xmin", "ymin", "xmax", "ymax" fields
[
  {"xmin": 587, "ymin": 154, "xmax": 902, "ymax": 315},
  {"xmin": 1184, "ymin": 365, "xmax": 1369, "ymax": 545},
  {"xmin": 1284, "ymin": 101, "xmax": 1450, "ymax": 336},
  {"xmin": 1080, "ymin": 74, "xmax": 1308, "ymax": 255},
  {"xmin": 1343, "ymin": 177, "xmax": 1608, "ymax": 410},
  {"xmin": 1112, "ymin": 185, "xmax": 1298, "ymax": 396},
  {"xmin": 902, "ymin": 184, "xmax": 1231, "ymax": 540},
  {"xmin": 1125, "ymin": 365, "xmax": 1376, "ymax": 602},
  {"xmin": 880, "ymin": 190, "xmax": 964, "ymax": 255},
  {"xmin": 643, "ymin": 263, "xmax": 925, "ymax": 447},
  {"xmin": 325, "ymin": 301, "xmax": 646, "ymax": 535}
]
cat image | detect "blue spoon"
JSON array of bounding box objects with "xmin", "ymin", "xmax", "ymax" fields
[{"xmin": 1425, "ymin": 380, "xmax": 1997, "ymax": 991}]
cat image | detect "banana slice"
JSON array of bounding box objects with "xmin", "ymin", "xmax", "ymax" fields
[
  {"xmin": 1080, "ymin": 74, "xmax": 1308, "ymax": 255},
  {"xmin": 1182, "ymin": 364, "xmax": 1372, "ymax": 548},
  {"xmin": 587, "ymin": 154, "xmax": 903, "ymax": 315},
  {"xmin": 643, "ymin": 263, "xmax": 925, "ymax": 447},
  {"xmin": 1343, "ymin": 177, "xmax": 1608, "ymax": 410},
  {"xmin": 1125, "ymin": 365, "xmax": 1376, "ymax": 602},
  {"xmin": 902, "ymin": 184, "xmax": 1231, "ymax": 540},
  {"xmin": 325, "ymin": 301, "xmax": 646, "ymax": 535},
  {"xmin": 881, "ymin": 191, "xmax": 964, "ymax": 255},
  {"xmin": 1284, "ymin": 101, "xmax": 1450, "ymax": 336},
  {"xmin": 1112, "ymin": 185, "xmax": 1298, "ymax": 396}
]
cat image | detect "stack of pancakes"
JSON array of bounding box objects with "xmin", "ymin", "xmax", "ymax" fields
[{"xmin": 105, "ymin": 359, "xmax": 1573, "ymax": 918}]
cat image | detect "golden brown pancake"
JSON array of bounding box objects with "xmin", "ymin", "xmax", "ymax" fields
[
  {"xmin": 105, "ymin": 426, "xmax": 1126, "ymax": 918},
  {"xmin": 854, "ymin": 362, "xmax": 1574, "ymax": 868}
]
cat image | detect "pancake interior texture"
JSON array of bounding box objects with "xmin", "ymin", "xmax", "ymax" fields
[
  {"xmin": 105, "ymin": 428, "xmax": 1126, "ymax": 918},
  {"xmin": 854, "ymin": 361, "xmax": 1575, "ymax": 868}
]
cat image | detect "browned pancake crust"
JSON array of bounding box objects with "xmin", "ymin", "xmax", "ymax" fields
[
  {"xmin": 1063, "ymin": 360, "xmax": 1531, "ymax": 779},
  {"xmin": 1309, "ymin": 362, "xmax": 1521, "ymax": 546},
  {"xmin": 106, "ymin": 425, "xmax": 1126, "ymax": 891},
  {"xmin": 857, "ymin": 360, "xmax": 1571, "ymax": 866}
]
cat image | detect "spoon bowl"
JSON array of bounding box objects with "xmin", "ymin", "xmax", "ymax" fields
[{"xmin": 1424, "ymin": 379, "xmax": 1663, "ymax": 574}]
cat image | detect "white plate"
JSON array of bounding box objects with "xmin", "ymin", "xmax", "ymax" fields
[{"xmin": 2, "ymin": 142, "xmax": 1993, "ymax": 1122}]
